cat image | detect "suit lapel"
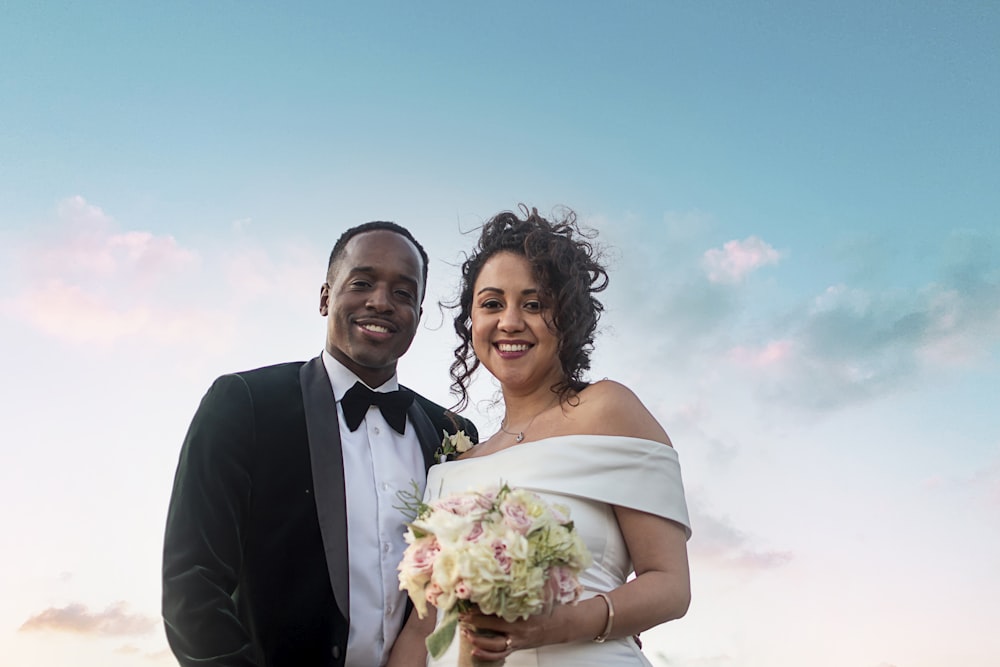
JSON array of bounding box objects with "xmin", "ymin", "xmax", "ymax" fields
[
  {"xmin": 404, "ymin": 389, "xmax": 441, "ymax": 470},
  {"xmin": 300, "ymin": 356, "xmax": 350, "ymax": 622}
]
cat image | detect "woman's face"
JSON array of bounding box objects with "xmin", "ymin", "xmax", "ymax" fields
[{"xmin": 470, "ymin": 251, "xmax": 563, "ymax": 394}]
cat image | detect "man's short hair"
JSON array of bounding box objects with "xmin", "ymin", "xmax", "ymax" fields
[{"xmin": 326, "ymin": 221, "xmax": 430, "ymax": 301}]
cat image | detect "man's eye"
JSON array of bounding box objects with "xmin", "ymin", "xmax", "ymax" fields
[
  {"xmin": 350, "ymin": 280, "xmax": 371, "ymax": 288},
  {"xmin": 395, "ymin": 289, "xmax": 415, "ymax": 300}
]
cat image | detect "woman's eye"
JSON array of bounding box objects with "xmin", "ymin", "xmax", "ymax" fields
[
  {"xmin": 481, "ymin": 299, "xmax": 502, "ymax": 309},
  {"xmin": 524, "ymin": 301, "xmax": 542, "ymax": 312}
]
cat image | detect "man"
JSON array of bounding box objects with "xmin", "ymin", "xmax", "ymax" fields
[{"xmin": 162, "ymin": 222, "xmax": 477, "ymax": 667}]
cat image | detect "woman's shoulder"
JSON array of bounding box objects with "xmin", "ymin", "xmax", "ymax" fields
[{"xmin": 572, "ymin": 380, "xmax": 672, "ymax": 445}]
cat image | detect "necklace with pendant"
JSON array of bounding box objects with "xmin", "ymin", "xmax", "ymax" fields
[{"xmin": 499, "ymin": 395, "xmax": 558, "ymax": 443}]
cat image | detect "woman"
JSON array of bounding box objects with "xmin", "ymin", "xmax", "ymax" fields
[{"xmin": 389, "ymin": 206, "xmax": 691, "ymax": 666}]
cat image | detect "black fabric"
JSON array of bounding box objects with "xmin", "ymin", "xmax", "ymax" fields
[
  {"xmin": 340, "ymin": 381, "xmax": 414, "ymax": 434},
  {"xmin": 162, "ymin": 358, "xmax": 478, "ymax": 667}
]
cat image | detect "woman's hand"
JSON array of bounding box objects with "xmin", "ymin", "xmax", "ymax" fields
[
  {"xmin": 457, "ymin": 611, "xmax": 542, "ymax": 661},
  {"xmin": 458, "ymin": 595, "xmax": 608, "ymax": 659}
]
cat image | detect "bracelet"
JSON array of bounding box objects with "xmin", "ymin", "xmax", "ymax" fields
[{"xmin": 592, "ymin": 592, "xmax": 614, "ymax": 643}]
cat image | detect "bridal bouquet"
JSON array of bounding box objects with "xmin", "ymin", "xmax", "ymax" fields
[{"xmin": 398, "ymin": 483, "xmax": 592, "ymax": 661}]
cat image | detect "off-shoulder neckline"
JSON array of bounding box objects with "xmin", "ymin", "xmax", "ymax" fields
[{"xmin": 448, "ymin": 433, "xmax": 673, "ymax": 464}]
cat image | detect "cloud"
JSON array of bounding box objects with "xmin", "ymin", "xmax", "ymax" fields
[
  {"xmin": 604, "ymin": 220, "xmax": 999, "ymax": 416},
  {"xmin": 3, "ymin": 278, "xmax": 234, "ymax": 345},
  {"xmin": 20, "ymin": 601, "xmax": 158, "ymax": 637},
  {"xmin": 688, "ymin": 507, "xmax": 792, "ymax": 572},
  {"xmin": 596, "ymin": 219, "xmax": 771, "ymax": 372},
  {"xmin": 702, "ymin": 236, "xmax": 781, "ymax": 284},
  {"xmin": 0, "ymin": 196, "xmax": 244, "ymax": 347},
  {"xmin": 221, "ymin": 243, "xmax": 321, "ymax": 302},
  {"xmin": 115, "ymin": 645, "xmax": 176, "ymax": 662},
  {"xmin": 34, "ymin": 196, "xmax": 198, "ymax": 281},
  {"xmin": 959, "ymin": 450, "xmax": 1000, "ymax": 509},
  {"xmin": 727, "ymin": 339, "xmax": 794, "ymax": 368},
  {"xmin": 57, "ymin": 194, "xmax": 114, "ymax": 228},
  {"xmin": 232, "ymin": 217, "xmax": 252, "ymax": 232},
  {"xmin": 725, "ymin": 230, "xmax": 1000, "ymax": 412}
]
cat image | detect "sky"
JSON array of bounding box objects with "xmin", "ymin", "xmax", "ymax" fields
[{"xmin": 1, "ymin": 1, "xmax": 998, "ymax": 666}]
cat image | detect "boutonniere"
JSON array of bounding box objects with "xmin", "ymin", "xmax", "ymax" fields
[{"xmin": 436, "ymin": 429, "xmax": 473, "ymax": 462}]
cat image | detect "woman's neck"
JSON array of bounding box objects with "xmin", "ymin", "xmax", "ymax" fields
[{"xmin": 500, "ymin": 387, "xmax": 561, "ymax": 430}]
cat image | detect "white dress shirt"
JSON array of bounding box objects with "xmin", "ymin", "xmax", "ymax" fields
[{"xmin": 322, "ymin": 351, "xmax": 426, "ymax": 667}]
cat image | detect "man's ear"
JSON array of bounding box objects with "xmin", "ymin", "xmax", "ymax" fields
[{"xmin": 319, "ymin": 282, "xmax": 330, "ymax": 315}]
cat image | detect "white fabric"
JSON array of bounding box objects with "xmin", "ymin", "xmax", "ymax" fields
[
  {"xmin": 322, "ymin": 351, "xmax": 426, "ymax": 667},
  {"xmin": 423, "ymin": 435, "xmax": 691, "ymax": 667}
]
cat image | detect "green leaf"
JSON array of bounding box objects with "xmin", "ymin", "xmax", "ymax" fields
[{"xmin": 426, "ymin": 610, "xmax": 460, "ymax": 659}]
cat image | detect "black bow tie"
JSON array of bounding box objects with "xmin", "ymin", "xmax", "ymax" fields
[{"xmin": 340, "ymin": 381, "xmax": 414, "ymax": 435}]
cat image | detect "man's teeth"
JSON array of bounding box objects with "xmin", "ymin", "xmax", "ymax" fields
[
  {"xmin": 497, "ymin": 343, "xmax": 530, "ymax": 352},
  {"xmin": 362, "ymin": 324, "xmax": 390, "ymax": 333}
]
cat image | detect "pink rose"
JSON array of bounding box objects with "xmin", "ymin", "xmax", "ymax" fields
[
  {"xmin": 501, "ymin": 500, "xmax": 533, "ymax": 535},
  {"xmin": 545, "ymin": 566, "xmax": 582, "ymax": 605},
  {"xmin": 465, "ymin": 522, "xmax": 485, "ymax": 542},
  {"xmin": 550, "ymin": 504, "xmax": 571, "ymax": 525},
  {"xmin": 435, "ymin": 495, "xmax": 472, "ymax": 516},
  {"xmin": 492, "ymin": 539, "xmax": 512, "ymax": 574},
  {"xmin": 426, "ymin": 581, "xmax": 444, "ymax": 606},
  {"xmin": 436, "ymin": 493, "xmax": 491, "ymax": 517},
  {"xmin": 408, "ymin": 538, "xmax": 440, "ymax": 575}
]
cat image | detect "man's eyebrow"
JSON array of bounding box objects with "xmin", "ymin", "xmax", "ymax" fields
[{"xmin": 351, "ymin": 265, "xmax": 420, "ymax": 288}]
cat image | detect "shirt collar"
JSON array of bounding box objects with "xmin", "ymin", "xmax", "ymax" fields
[{"xmin": 321, "ymin": 349, "xmax": 400, "ymax": 401}]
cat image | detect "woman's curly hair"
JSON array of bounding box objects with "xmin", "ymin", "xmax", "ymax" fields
[{"xmin": 449, "ymin": 205, "xmax": 609, "ymax": 410}]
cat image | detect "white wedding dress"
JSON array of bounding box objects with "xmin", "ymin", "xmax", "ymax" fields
[{"xmin": 423, "ymin": 435, "xmax": 692, "ymax": 667}]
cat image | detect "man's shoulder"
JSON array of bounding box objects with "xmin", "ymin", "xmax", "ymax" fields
[
  {"xmin": 213, "ymin": 361, "xmax": 308, "ymax": 392},
  {"xmin": 230, "ymin": 361, "xmax": 307, "ymax": 379},
  {"xmin": 407, "ymin": 390, "xmax": 451, "ymax": 417},
  {"xmin": 407, "ymin": 390, "xmax": 479, "ymax": 442}
]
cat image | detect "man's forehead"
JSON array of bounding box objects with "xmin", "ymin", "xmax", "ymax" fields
[
  {"xmin": 337, "ymin": 234, "xmax": 422, "ymax": 283},
  {"xmin": 346, "ymin": 230, "xmax": 420, "ymax": 261}
]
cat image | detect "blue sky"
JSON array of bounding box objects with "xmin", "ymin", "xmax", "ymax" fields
[{"xmin": 2, "ymin": 2, "xmax": 998, "ymax": 666}]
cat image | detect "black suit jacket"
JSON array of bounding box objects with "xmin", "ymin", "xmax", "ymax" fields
[{"xmin": 162, "ymin": 357, "xmax": 477, "ymax": 667}]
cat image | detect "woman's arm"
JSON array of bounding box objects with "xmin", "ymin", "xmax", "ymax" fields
[
  {"xmin": 461, "ymin": 380, "xmax": 691, "ymax": 660},
  {"xmin": 385, "ymin": 607, "xmax": 437, "ymax": 667},
  {"xmin": 460, "ymin": 510, "xmax": 689, "ymax": 658}
]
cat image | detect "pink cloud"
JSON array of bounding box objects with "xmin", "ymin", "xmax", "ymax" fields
[
  {"xmin": 728, "ymin": 340, "xmax": 795, "ymax": 367},
  {"xmin": 32, "ymin": 196, "xmax": 198, "ymax": 281},
  {"xmin": 689, "ymin": 508, "xmax": 793, "ymax": 572},
  {"xmin": 20, "ymin": 601, "xmax": 157, "ymax": 637},
  {"xmin": 3, "ymin": 279, "xmax": 233, "ymax": 346},
  {"xmin": 57, "ymin": 194, "xmax": 114, "ymax": 228},
  {"xmin": 107, "ymin": 230, "xmax": 197, "ymax": 278},
  {"xmin": 1, "ymin": 196, "xmax": 229, "ymax": 346},
  {"xmin": 702, "ymin": 236, "xmax": 781, "ymax": 284}
]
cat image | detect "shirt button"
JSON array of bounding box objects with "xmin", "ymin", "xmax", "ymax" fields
[
  {"xmin": 383, "ymin": 542, "xmax": 391, "ymax": 553},
  {"xmin": 373, "ymin": 426, "xmax": 381, "ymax": 435},
  {"xmin": 381, "ymin": 482, "xmax": 391, "ymax": 492}
]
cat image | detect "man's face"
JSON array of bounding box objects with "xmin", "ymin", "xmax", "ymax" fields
[{"xmin": 320, "ymin": 230, "xmax": 424, "ymax": 388}]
